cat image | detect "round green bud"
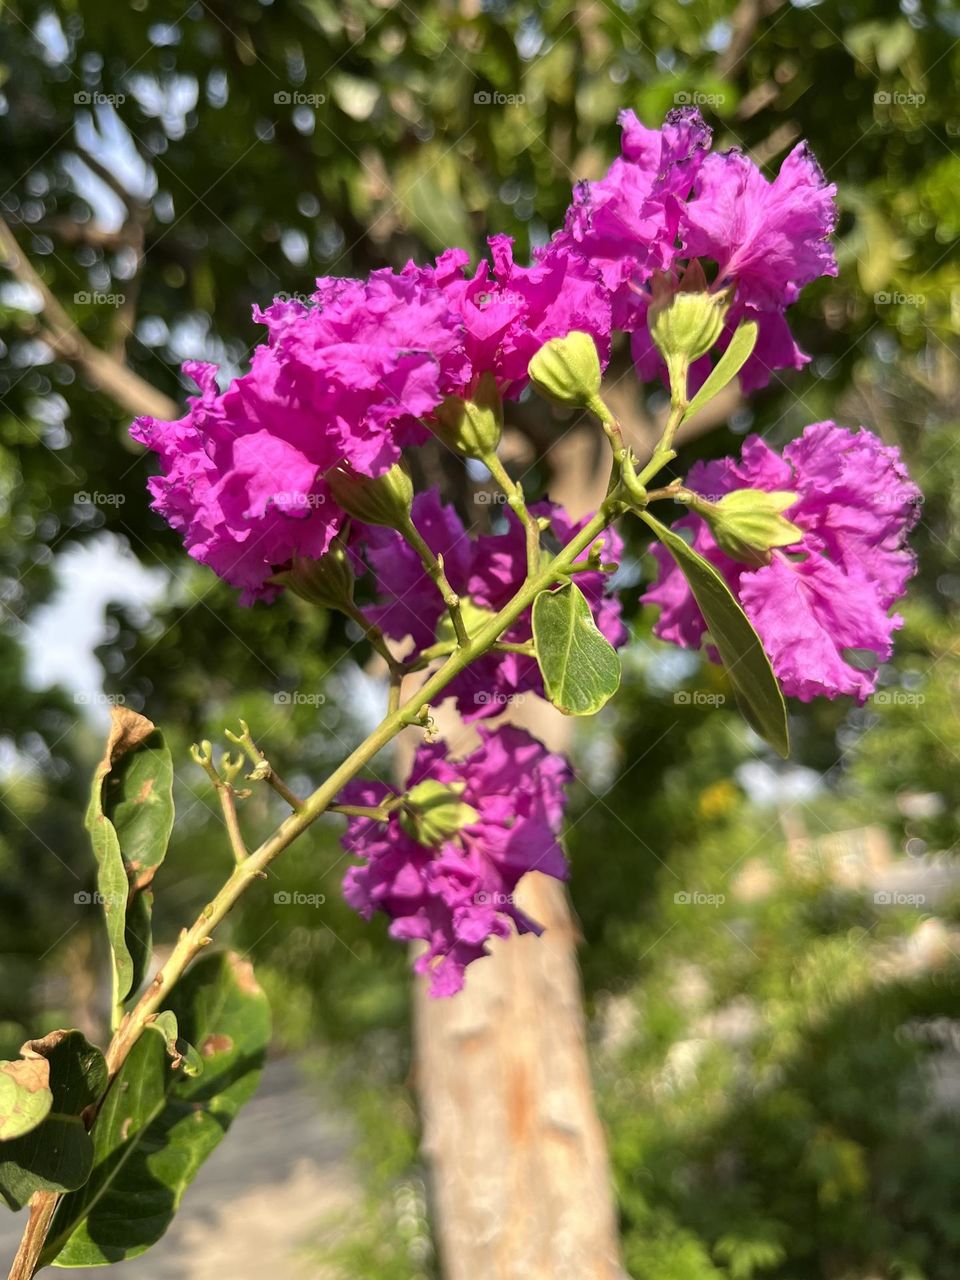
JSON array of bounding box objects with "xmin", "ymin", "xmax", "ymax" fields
[
  {"xmin": 326, "ymin": 461, "xmax": 413, "ymax": 529},
  {"xmin": 649, "ymin": 290, "xmax": 727, "ymax": 367},
  {"xmin": 527, "ymin": 332, "xmax": 608, "ymax": 417},
  {"xmin": 433, "ymin": 371, "xmax": 503, "ymax": 459},
  {"xmin": 273, "ymin": 544, "xmax": 355, "ymax": 609},
  {"xmin": 399, "ymin": 780, "xmax": 480, "ymax": 847},
  {"xmin": 694, "ymin": 489, "xmax": 803, "ymax": 566}
]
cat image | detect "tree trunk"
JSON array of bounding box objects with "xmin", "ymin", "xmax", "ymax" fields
[
  {"xmin": 413, "ymin": 869, "xmax": 624, "ymax": 1280},
  {"xmin": 410, "ymin": 419, "xmax": 636, "ymax": 1280}
]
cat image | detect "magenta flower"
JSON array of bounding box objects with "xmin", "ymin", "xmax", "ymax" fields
[
  {"xmin": 547, "ymin": 109, "xmax": 837, "ymax": 393},
  {"xmin": 642, "ymin": 423, "xmax": 920, "ymax": 702},
  {"xmin": 359, "ymin": 488, "xmax": 627, "ymax": 717},
  {"xmin": 409, "ymin": 235, "xmax": 612, "ymax": 399},
  {"xmin": 132, "ymin": 271, "xmax": 468, "ymax": 602},
  {"xmin": 539, "ymin": 107, "xmax": 711, "ymax": 327},
  {"xmin": 339, "ymin": 727, "xmax": 572, "ymax": 996}
]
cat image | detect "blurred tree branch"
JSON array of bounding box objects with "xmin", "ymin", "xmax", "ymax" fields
[{"xmin": 0, "ymin": 217, "xmax": 176, "ymax": 421}]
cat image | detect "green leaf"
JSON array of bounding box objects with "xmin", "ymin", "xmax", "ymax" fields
[
  {"xmin": 532, "ymin": 581, "xmax": 621, "ymax": 716},
  {"xmin": 0, "ymin": 1057, "xmax": 53, "ymax": 1142},
  {"xmin": 45, "ymin": 951, "xmax": 270, "ymax": 1268},
  {"xmin": 85, "ymin": 709, "xmax": 175, "ymax": 1022},
  {"xmin": 0, "ymin": 1031, "xmax": 107, "ymax": 1210},
  {"xmin": 641, "ymin": 512, "xmax": 790, "ymax": 757},
  {"xmin": 681, "ymin": 319, "xmax": 758, "ymax": 423}
]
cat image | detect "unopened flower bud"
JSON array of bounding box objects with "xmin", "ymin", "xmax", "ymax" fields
[
  {"xmin": 399, "ymin": 779, "xmax": 480, "ymax": 847},
  {"xmin": 274, "ymin": 542, "xmax": 355, "ymax": 609},
  {"xmin": 695, "ymin": 489, "xmax": 803, "ymax": 566},
  {"xmin": 528, "ymin": 332, "xmax": 608, "ymax": 418},
  {"xmin": 433, "ymin": 372, "xmax": 502, "ymax": 459},
  {"xmin": 326, "ymin": 461, "xmax": 413, "ymax": 529},
  {"xmin": 649, "ymin": 289, "xmax": 727, "ymax": 368}
]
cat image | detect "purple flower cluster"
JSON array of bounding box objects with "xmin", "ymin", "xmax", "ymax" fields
[
  {"xmin": 132, "ymin": 108, "xmax": 837, "ymax": 605},
  {"xmin": 358, "ymin": 489, "xmax": 627, "ymax": 718},
  {"xmin": 542, "ymin": 108, "xmax": 837, "ymax": 394},
  {"xmin": 340, "ymin": 727, "xmax": 571, "ymax": 996},
  {"xmin": 126, "ymin": 108, "xmax": 924, "ymax": 995},
  {"xmin": 132, "ymin": 272, "xmax": 467, "ymax": 601},
  {"xmin": 643, "ymin": 423, "xmax": 921, "ymax": 702}
]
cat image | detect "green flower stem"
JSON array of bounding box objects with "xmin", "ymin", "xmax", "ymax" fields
[
  {"xmin": 492, "ymin": 640, "xmax": 536, "ymax": 657},
  {"xmin": 224, "ymin": 720, "xmax": 305, "ymax": 811},
  {"xmin": 101, "ymin": 489, "xmax": 616, "ymax": 1082},
  {"xmin": 635, "ymin": 397, "xmax": 687, "ymax": 489},
  {"xmin": 481, "ymin": 450, "xmax": 542, "ymax": 576},
  {"xmin": 13, "ymin": 484, "xmax": 619, "ymax": 1279},
  {"xmin": 328, "ymin": 800, "xmax": 400, "ymax": 821},
  {"xmin": 397, "ymin": 514, "xmax": 469, "ymax": 646},
  {"xmin": 219, "ymin": 785, "xmax": 248, "ymax": 865}
]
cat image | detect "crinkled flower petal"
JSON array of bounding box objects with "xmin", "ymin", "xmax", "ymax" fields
[
  {"xmin": 641, "ymin": 422, "xmax": 918, "ymax": 702},
  {"xmin": 338, "ymin": 727, "xmax": 572, "ymax": 996},
  {"xmin": 132, "ymin": 273, "xmax": 467, "ymax": 601}
]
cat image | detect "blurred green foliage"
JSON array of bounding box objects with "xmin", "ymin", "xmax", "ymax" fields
[{"xmin": 1, "ymin": 0, "xmax": 959, "ymax": 1275}]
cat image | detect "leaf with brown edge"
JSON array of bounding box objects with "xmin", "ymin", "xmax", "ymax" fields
[
  {"xmin": 85, "ymin": 708, "xmax": 175, "ymax": 1023},
  {"xmin": 0, "ymin": 1057, "xmax": 53, "ymax": 1142},
  {"xmin": 42, "ymin": 952, "xmax": 270, "ymax": 1267},
  {"xmin": 0, "ymin": 1031, "xmax": 107, "ymax": 1209}
]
